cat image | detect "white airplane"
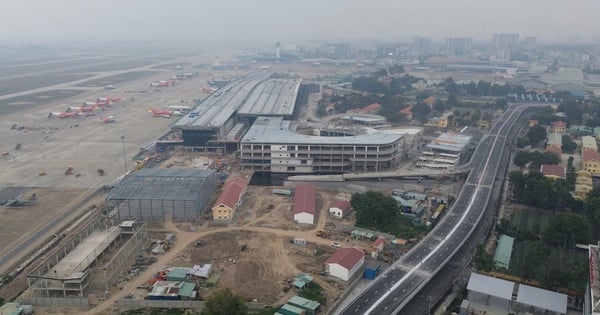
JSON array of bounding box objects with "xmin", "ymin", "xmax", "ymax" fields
[{"xmin": 166, "ymin": 105, "xmax": 191, "ymax": 111}]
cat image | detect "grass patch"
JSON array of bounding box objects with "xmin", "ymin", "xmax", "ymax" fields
[
  {"xmin": 299, "ymin": 282, "xmax": 326, "ymax": 305},
  {"xmin": 509, "ymin": 241, "xmax": 587, "ymax": 292},
  {"xmin": 74, "ymin": 71, "xmax": 158, "ymax": 87},
  {"xmin": 378, "ymin": 215, "xmax": 428, "ymax": 239},
  {"xmin": 510, "ymin": 208, "xmax": 553, "ymax": 234}
]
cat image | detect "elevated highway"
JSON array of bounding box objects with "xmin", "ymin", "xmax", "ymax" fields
[{"xmin": 335, "ymin": 104, "xmax": 537, "ymax": 315}]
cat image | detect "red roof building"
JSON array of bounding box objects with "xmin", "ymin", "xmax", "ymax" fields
[
  {"xmin": 552, "ymin": 121, "xmax": 567, "ymax": 133},
  {"xmin": 583, "ymin": 149, "xmax": 600, "ymax": 176},
  {"xmin": 293, "ymin": 183, "xmax": 316, "ymax": 224},
  {"xmin": 545, "ymin": 145, "xmax": 562, "ymax": 158},
  {"xmin": 212, "ymin": 177, "xmax": 247, "ymax": 220},
  {"xmin": 423, "ymin": 96, "xmax": 436, "ymax": 106},
  {"xmin": 325, "ymin": 248, "xmax": 365, "ymax": 281},
  {"xmin": 399, "ymin": 106, "xmax": 413, "ymax": 120},
  {"xmin": 540, "ymin": 164, "xmax": 565, "ymax": 179},
  {"xmin": 329, "ymin": 200, "xmax": 352, "ymax": 218},
  {"xmin": 363, "ymin": 103, "xmax": 382, "ymax": 114}
]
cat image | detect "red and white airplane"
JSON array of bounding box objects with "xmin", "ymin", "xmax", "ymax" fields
[
  {"xmin": 48, "ymin": 110, "xmax": 81, "ymax": 118},
  {"xmin": 99, "ymin": 116, "xmax": 116, "ymax": 123},
  {"xmin": 148, "ymin": 107, "xmax": 174, "ymax": 118},
  {"xmin": 201, "ymin": 86, "xmax": 217, "ymax": 93},
  {"xmin": 97, "ymin": 95, "xmax": 124, "ymax": 104},
  {"xmin": 67, "ymin": 105, "xmax": 97, "ymax": 113},
  {"xmin": 149, "ymin": 80, "xmax": 175, "ymax": 87}
]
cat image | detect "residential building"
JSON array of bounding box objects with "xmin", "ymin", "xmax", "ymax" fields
[
  {"xmin": 547, "ymin": 132, "xmax": 563, "ymax": 147},
  {"xmin": 575, "ymin": 170, "xmax": 593, "ymax": 200},
  {"xmin": 552, "ymin": 121, "xmax": 567, "ymax": 133},
  {"xmin": 570, "ymin": 125, "xmax": 593, "ymax": 137},
  {"xmin": 446, "ymin": 37, "xmax": 472, "ymax": 55},
  {"xmin": 583, "ymin": 136, "xmax": 598, "ymax": 154},
  {"xmin": 293, "ymin": 183, "xmax": 316, "ymax": 224},
  {"xmin": 372, "ymin": 238, "xmax": 386, "ymax": 259},
  {"xmin": 540, "ymin": 164, "xmax": 566, "ymax": 180},
  {"xmin": 430, "ymin": 112, "xmax": 451, "ymax": 128},
  {"xmin": 522, "ymin": 36, "xmax": 537, "ymax": 52},
  {"xmin": 399, "ymin": 106, "xmax": 413, "ymax": 121},
  {"xmin": 586, "ymin": 243, "xmax": 600, "ymax": 315},
  {"xmin": 477, "ymin": 118, "xmax": 489, "ymax": 129},
  {"xmin": 491, "ymin": 33, "xmax": 519, "ymax": 51},
  {"xmin": 325, "ymin": 247, "xmax": 365, "ymax": 281},
  {"xmin": 545, "ymin": 145, "xmax": 562, "ymax": 158},
  {"xmin": 329, "ymin": 200, "xmax": 351, "ymax": 219},
  {"xmin": 583, "ymin": 150, "xmax": 600, "ymax": 176},
  {"xmin": 212, "ymin": 177, "xmax": 247, "ymax": 220}
]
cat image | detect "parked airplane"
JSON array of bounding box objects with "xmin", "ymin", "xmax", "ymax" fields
[
  {"xmin": 48, "ymin": 111, "xmax": 80, "ymax": 118},
  {"xmin": 148, "ymin": 107, "xmax": 174, "ymax": 118},
  {"xmin": 149, "ymin": 80, "xmax": 175, "ymax": 87},
  {"xmin": 166, "ymin": 105, "xmax": 191, "ymax": 111},
  {"xmin": 99, "ymin": 116, "xmax": 116, "ymax": 123},
  {"xmin": 201, "ymin": 86, "xmax": 217, "ymax": 93},
  {"xmin": 67, "ymin": 105, "xmax": 96, "ymax": 113},
  {"xmin": 100, "ymin": 95, "xmax": 124, "ymax": 103}
]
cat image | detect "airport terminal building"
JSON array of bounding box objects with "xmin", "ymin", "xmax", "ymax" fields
[
  {"xmin": 173, "ymin": 69, "xmax": 403, "ymax": 174},
  {"xmin": 173, "ymin": 70, "xmax": 318, "ymax": 152},
  {"xmin": 240, "ymin": 116, "xmax": 404, "ymax": 174}
]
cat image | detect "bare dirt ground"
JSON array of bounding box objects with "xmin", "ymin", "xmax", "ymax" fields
[{"xmin": 14, "ymin": 61, "xmax": 371, "ymax": 314}]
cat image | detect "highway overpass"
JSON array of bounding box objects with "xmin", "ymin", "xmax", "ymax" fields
[{"xmin": 335, "ymin": 104, "xmax": 536, "ymax": 315}]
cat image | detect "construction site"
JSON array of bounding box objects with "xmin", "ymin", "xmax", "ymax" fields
[
  {"xmin": 25, "ymin": 218, "xmax": 147, "ymax": 300},
  {"xmin": 106, "ymin": 168, "xmax": 218, "ymax": 222},
  {"xmin": 0, "ymin": 49, "xmax": 470, "ymax": 315}
]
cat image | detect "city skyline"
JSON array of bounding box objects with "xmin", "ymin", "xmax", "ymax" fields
[{"xmin": 0, "ymin": 0, "xmax": 598, "ymax": 45}]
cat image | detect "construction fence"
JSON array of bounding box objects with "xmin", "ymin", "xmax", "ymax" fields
[{"xmin": 18, "ymin": 296, "xmax": 89, "ymax": 307}]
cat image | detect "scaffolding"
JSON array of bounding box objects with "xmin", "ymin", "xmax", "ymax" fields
[
  {"xmin": 106, "ymin": 169, "xmax": 217, "ymax": 222},
  {"xmin": 26, "ymin": 218, "xmax": 147, "ymax": 298}
]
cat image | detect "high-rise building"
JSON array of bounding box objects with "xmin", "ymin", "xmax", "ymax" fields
[
  {"xmin": 522, "ymin": 36, "xmax": 537, "ymax": 52},
  {"xmin": 412, "ymin": 37, "xmax": 431, "ymax": 57},
  {"xmin": 491, "ymin": 33, "xmax": 520, "ymax": 50},
  {"xmin": 446, "ymin": 37, "xmax": 472, "ymax": 55}
]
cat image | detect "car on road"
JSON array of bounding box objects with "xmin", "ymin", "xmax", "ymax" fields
[{"xmin": 331, "ymin": 242, "xmax": 341, "ymax": 248}]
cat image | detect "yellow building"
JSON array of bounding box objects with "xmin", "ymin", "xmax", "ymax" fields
[
  {"xmin": 575, "ymin": 170, "xmax": 593, "ymax": 200},
  {"xmin": 551, "ymin": 121, "xmax": 567, "ymax": 133},
  {"xmin": 582, "ymin": 136, "xmax": 598, "ymax": 154},
  {"xmin": 583, "ymin": 150, "xmax": 600, "ymax": 176},
  {"xmin": 477, "ymin": 119, "xmax": 489, "ymax": 129},
  {"xmin": 211, "ymin": 177, "xmax": 247, "ymax": 220}
]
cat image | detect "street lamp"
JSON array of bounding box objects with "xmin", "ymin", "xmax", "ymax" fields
[{"xmin": 121, "ymin": 135, "xmax": 127, "ymax": 172}]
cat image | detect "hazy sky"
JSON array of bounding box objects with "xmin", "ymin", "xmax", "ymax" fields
[{"xmin": 1, "ymin": 0, "xmax": 599, "ymax": 44}]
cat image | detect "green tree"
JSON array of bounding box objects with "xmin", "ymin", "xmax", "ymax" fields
[
  {"xmin": 527, "ymin": 125, "xmax": 547, "ymax": 147},
  {"xmin": 445, "ymin": 93, "xmax": 458, "ymax": 108},
  {"xmin": 513, "ymin": 151, "xmax": 530, "ymax": 167},
  {"xmin": 203, "ymin": 288, "xmax": 248, "ymax": 315},
  {"xmin": 585, "ymin": 196, "xmax": 600, "ymax": 233},
  {"xmin": 543, "ymin": 213, "xmax": 592, "ymax": 248},
  {"xmin": 562, "ymin": 135, "xmax": 577, "ymax": 153},
  {"xmin": 352, "ymin": 191, "xmax": 399, "ymax": 227},
  {"xmin": 412, "ymin": 103, "xmax": 431, "ymax": 124},
  {"xmin": 473, "ymin": 244, "xmax": 494, "ymax": 272}
]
